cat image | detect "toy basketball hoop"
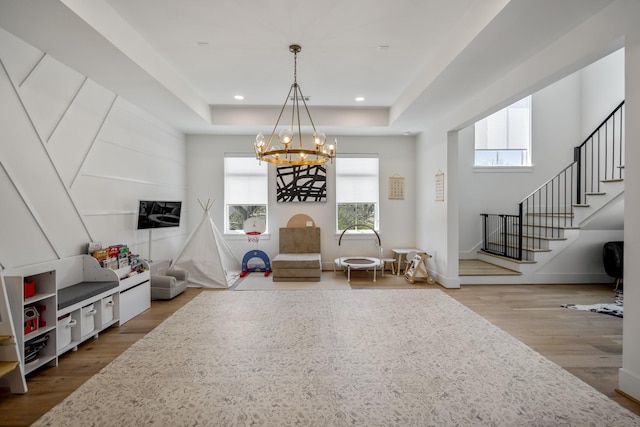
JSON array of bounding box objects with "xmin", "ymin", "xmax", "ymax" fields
[
  {"xmin": 240, "ymin": 217, "xmax": 271, "ymax": 278},
  {"xmin": 246, "ymin": 233, "xmax": 261, "ymax": 245},
  {"xmin": 243, "ymin": 217, "xmax": 266, "ymax": 246}
]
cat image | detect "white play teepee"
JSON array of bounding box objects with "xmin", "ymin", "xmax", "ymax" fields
[{"xmin": 170, "ymin": 199, "xmax": 241, "ymax": 288}]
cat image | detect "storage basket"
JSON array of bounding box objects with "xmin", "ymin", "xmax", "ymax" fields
[
  {"xmin": 102, "ymin": 296, "xmax": 115, "ymax": 325},
  {"xmin": 81, "ymin": 303, "xmax": 97, "ymax": 337},
  {"xmin": 57, "ymin": 313, "xmax": 77, "ymax": 350}
]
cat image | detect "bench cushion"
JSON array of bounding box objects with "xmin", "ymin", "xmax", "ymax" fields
[
  {"xmin": 58, "ymin": 281, "xmax": 119, "ymax": 310},
  {"xmin": 272, "ymin": 253, "xmax": 321, "ymax": 269}
]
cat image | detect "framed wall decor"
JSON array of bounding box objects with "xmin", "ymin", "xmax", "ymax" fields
[
  {"xmin": 276, "ymin": 164, "xmax": 327, "ymax": 202},
  {"xmin": 388, "ymin": 174, "xmax": 405, "ymax": 199},
  {"xmin": 435, "ymin": 170, "xmax": 445, "ymax": 201}
]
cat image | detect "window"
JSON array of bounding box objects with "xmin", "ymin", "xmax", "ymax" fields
[
  {"xmin": 475, "ymin": 96, "xmax": 531, "ymax": 166},
  {"xmin": 336, "ymin": 157, "xmax": 379, "ymax": 232},
  {"xmin": 224, "ymin": 156, "xmax": 268, "ymax": 233}
]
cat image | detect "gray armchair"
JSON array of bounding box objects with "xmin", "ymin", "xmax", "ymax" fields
[{"xmin": 150, "ymin": 260, "xmax": 188, "ymax": 300}]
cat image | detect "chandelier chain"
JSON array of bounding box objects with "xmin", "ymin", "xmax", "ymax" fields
[{"xmin": 293, "ymin": 49, "xmax": 297, "ymax": 84}]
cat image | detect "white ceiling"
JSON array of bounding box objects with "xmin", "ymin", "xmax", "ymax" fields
[{"xmin": 0, "ymin": 0, "xmax": 619, "ymax": 136}]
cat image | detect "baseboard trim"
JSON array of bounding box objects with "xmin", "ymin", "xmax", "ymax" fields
[{"xmin": 618, "ymin": 368, "xmax": 640, "ymax": 403}]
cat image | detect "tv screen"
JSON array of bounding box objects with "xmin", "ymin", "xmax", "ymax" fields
[{"xmin": 137, "ymin": 200, "xmax": 182, "ymax": 229}]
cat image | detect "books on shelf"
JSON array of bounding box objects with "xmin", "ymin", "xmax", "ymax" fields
[{"xmin": 87, "ymin": 243, "xmax": 144, "ymax": 273}]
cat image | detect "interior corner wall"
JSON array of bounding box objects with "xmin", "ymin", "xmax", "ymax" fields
[
  {"xmin": 0, "ymin": 27, "xmax": 187, "ymax": 268},
  {"xmin": 457, "ymin": 71, "xmax": 583, "ymax": 257},
  {"xmin": 185, "ymin": 134, "xmax": 416, "ymax": 268},
  {"xmin": 414, "ymin": 128, "xmax": 457, "ymax": 287}
]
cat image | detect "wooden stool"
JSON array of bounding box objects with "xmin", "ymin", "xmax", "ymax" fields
[{"xmin": 381, "ymin": 258, "xmax": 397, "ymax": 276}]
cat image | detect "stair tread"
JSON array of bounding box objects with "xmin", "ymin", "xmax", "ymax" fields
[
  {"xmin": 602, "ymin": 178, "xmax": 623, "ymax": 183},
  {"xmin": 459, "ymin": 259, "xmax": 522, "ymax": 276},
  {"xmin": 585, "ymin": 192, "xmax": 606, "ymax": 195},
  {"xmin": 0, "ymin": 335, "xmax": 12, "ymax": 342},
  {"xmin": 520, "ymin": 224, "xmax": 579, "ymax": 230},
  {"xmin": 478, "ymin": 251, "xmax": 536, "ymax": 264},
  {"xmin": 0, "ymin": 361, "xmax": 19, "ymax": 378},
  {"xmin": 525, "ymin": 212, "xmax": 574, "ymax": 217},
  {"xmin": 487, "ymin": 241, "xmax": 552, "ymax": 251},
  {"xmin": 505, "ymin": 233, "xmax": 566, "ymax": 241}
]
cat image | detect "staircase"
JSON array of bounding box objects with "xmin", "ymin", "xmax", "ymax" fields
[
  {"xmin": 475, "ymin": 102, "xmax": 625, "ymax": 283},
  {"xmin": 0, "ymin": 264, "xmax": 27, "ymax": 394}
]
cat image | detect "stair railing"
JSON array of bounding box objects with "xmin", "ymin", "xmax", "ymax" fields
[
  {"xmin": 481, "ymin": 101, "xmax": 624, "ymax": 261},
  {"xmin": 575, "ymin": 100, "xmax": 625, "ymax": 204}
]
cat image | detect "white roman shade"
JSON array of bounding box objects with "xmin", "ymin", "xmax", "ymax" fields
[
  {"xmin": 224, "ymin": 156, "xmax": 268, "ymax": 206},
  {"xmin": 336, "ymin": 157, "xmax": 379, "ymax": 203}
]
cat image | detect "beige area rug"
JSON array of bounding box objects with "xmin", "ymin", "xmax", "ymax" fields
[
  {"xmin": 34, "ymin": 290, "xmax": 640, "ymax": 426},
  {"xmin": 234, "ymin": 272, "xmax": 351, "ymax": 291}
]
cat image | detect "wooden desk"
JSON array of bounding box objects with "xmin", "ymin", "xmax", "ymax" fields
[{"xmin": 391, "ymin": 248, "xmax": 425, "ymax": 275}]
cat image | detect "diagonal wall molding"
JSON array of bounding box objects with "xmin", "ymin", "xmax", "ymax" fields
[{"xmin": 1, "ymin": 56, "xmax": 93, "ymax": 244}]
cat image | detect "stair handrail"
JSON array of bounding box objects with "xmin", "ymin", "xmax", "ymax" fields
[
  {"xmin": 577, "ymin": 100, "xmax": 625, "ymax": 151},
  {"xmin": 518, "ymin": 162, "xmax": 576, "ymax": 207},
  {"xmin": 574, "ymin": 100, "xmax": 625, "ymax": 204}
]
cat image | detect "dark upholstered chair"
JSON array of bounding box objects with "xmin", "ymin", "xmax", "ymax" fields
[{"xmin": 603, "ymin": 241, "xmax": 623, "ymax": 291}]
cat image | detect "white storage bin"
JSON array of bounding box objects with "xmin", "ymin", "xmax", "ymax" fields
[
  {"xmin": 57, "ymin": 314, "xmax": 77, "ymax": 350},
  {"xmin": 102, "ymin": 296, "xmax": 115, "ymax": 325},
  {"xmin": 81, "ymin": 303, "xmax": 97, "ymax": 337}
]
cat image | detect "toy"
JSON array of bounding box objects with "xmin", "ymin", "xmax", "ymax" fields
[
  {"xmin": 239, "ymin": 217, "xmax": 271, "ymax": 278},
  {"xmin": 24, "ymin": 306, "xmax": 39, "ymax": 334}
]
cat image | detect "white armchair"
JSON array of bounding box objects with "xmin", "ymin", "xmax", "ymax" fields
[{"xmin": 150, "ymin": 260, "xmax": 188, "ymax": 300}]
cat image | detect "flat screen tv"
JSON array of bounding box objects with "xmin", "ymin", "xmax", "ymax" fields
[{"xmin": 137, "ymin": 200, "xmax": 182, "ymax": 229}]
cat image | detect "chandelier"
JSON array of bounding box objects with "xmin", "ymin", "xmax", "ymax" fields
[{"xmin": 254, "ymin": 44, "xmax": 337, "ymax": 165}]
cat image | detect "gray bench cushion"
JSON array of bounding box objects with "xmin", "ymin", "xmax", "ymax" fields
[{"xmin": 58, "ymin": 281, "xmax": 118, "ymax": 310}]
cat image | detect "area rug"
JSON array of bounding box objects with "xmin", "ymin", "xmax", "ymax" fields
[
  {"xmin": 33, "ymin": 290, "xmax": 640, "ymax": 426},
  {"xmin": 233, "ymin": 272, "xmax": 351, "ymax": 291},
  {"xmin": 562, "ymin": 291, "xmax": 624, "ymax": 318}
]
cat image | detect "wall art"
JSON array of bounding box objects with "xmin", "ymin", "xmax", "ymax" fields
[{"xmin": 276, "ymin": 164, "xmax": 327, "ymax": 202}]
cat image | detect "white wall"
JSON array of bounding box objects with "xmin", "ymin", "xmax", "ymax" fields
[
  {"xmin": 0, "ymin": 27, "xmax": 187, "ymax": 268},
  {"xmin": 186, "ymin": 135, "xmax": 416, "ymax": 269},
  {"xmin": 581, "ymin": 48, "xmax": 626, "ymax": 138},
  {"xmin": 458, "ymin": 50, "xmax": 624, "ymax": 259}
]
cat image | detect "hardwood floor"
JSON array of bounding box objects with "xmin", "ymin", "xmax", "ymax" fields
[{"xmin": 1, "ymin": 276, "xmax": 638, "ymax": 425}]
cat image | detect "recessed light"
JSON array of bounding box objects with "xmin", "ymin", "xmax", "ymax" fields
[
  {"xmin": 377, "ymin": 45, "xmax": 390, "ymax": 51},
  {"xmin": 355, "ymin": 97, "xmax": 365, "ymax": 102},
  {"xmin": 197, "ymin": 41, "xmax": 209, "ymax": 47},
  {"xmin": 234, "ymin": 95, "xmax": 244, "ymax": 100},
  {"xmin": 403, "ymin": 131, "xmax": 412, "ymax": 136}
]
